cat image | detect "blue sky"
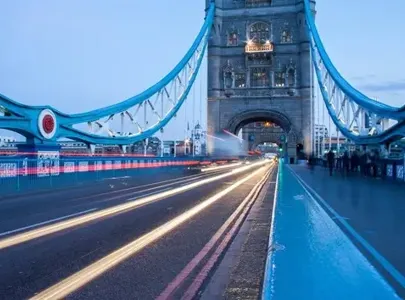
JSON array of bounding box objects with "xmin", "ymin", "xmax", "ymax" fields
[{"xmin": 0, "ymin": 0, "xmax": 404, "ymax": 140}]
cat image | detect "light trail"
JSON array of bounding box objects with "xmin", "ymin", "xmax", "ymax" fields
[
  {"xmin": 222, "ymin": 129, "xmax": 243, "ymax": 141},
  {"xmin": 157, "ymin": 164, "xmax": 274, "ymax": 299},
  {"xmin": 67, "ymin": 168, "xmax": 227, "ymax": 204},
  {"xmin": 0, "ymin": 160, "xmax": 269, "ymax": 251},
  {"xmin": 201, "ymin": 162, "xmax": 242, "ymax": 172},
  {"xmin": 30, "ymin": 165, "xmax": 270, "ymax": 300},
  {"xmin": 0, "ymin": 208, "xmax": 98, "ymax": 238},
  {"xmin": 205, "ymin": 134, "xmax": 225, "ymax": 141},
  {"xmin": 181, "ymin": 167, "xmax": 273, "ymax": 300}
]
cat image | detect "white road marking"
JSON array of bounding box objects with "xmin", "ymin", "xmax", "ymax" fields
[{"xmin": 0, "ymin": 208, "xmax": 98, "ymax": 238}]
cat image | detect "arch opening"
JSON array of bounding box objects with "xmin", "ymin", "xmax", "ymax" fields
[
  {"xmin": 227, "ymin": 110, "xmax": 293, "ymax": 136},
  {"xmin": 221, "ymin": 110, "xmax": 302, "ymax": 162}
]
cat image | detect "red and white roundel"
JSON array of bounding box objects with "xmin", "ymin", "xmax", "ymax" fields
[{"xmin": 38, "ymin": 109, "xmax": 57, "ymax": 139}]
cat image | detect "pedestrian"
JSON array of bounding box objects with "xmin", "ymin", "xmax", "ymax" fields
[
  {"xmin": 360, "ymin": 151, "xmax": 367, "ymax": 176},
  {"xmin": 342, "ymin": 151, "xmax": 350, "ymax": 176},
  {"xmin": 327, "ymin": 150, "xmax": 335, "ymax": 176}
]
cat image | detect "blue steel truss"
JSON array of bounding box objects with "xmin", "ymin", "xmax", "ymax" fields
[
  {"xmin": 304, "ymin": 0, "xmax": 405, "ymax": 144},
  {"xmin": 0, "ymin": 3, "xmax": 215, "ymax": 147}
]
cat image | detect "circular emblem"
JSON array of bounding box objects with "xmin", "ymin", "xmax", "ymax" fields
[
  {"xmin": 38, "ymin": 109, "xmax": 57, "ymax": 139},
  {"xmin": 42, "ymin": 114, "xmax": 55, "ymax": 134}
]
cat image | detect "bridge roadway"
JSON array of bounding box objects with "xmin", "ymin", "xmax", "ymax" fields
[{"xmin": 0, "ymin": 160, "xmax": 276, "ymax": 299}]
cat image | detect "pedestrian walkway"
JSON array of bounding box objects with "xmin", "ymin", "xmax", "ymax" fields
[{"xmin": 262, "ymin": 163, "xmax": 401, "ymax": 299}]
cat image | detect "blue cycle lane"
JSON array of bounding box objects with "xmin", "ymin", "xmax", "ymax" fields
[{"xmin": 262, "ymin": 162, "xmax": 400, "ymax": 300}]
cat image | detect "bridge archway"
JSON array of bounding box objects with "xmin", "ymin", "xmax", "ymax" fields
[
  {"xmin": 226, "ymin": 109, "xmax": 293, "ymax": 136},
  {"xmin": 224, "ymin": 109, "xmax": 301, "ymax": 161}
]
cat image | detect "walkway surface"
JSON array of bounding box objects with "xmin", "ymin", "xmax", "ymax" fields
[
  {"xmin": 291, "ymin": 164, "xmax": 405, "ymax": 297},
  {"xmin": 262, "ymin": 163, "xmax": 401, "ymax": 299}
]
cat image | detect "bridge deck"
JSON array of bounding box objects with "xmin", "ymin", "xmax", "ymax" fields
[
  {"xmin": 291, "ymin": 164, "xmax": 405, "ymax": 290},
  {"xmin": 263, "ymin": 163, "xmax": 401, "ymax": 299}
]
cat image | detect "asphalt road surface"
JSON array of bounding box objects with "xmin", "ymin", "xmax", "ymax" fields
[{"xmin": 0, "ymin": 160, "xmax": 275, "ymax": 299}]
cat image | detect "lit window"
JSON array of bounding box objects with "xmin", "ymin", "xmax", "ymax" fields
[
  {"xmin": 251, "ymin": 68, "xmax": 269, "ymax": 87},
  {"xmin": 249, "ymin": 22, "xmax": 270, "ymax": 44},
  {"xmin": 228, "ymin": 31, "xmax": 238, "ymax": 46},
  {"xmin": 235, "ymin": 73, "xmax": 246, "ymax": 88},
  {"xmin": 275, "ymin": 72, "xmax": 285, "ymax": 87},
  {"xmin": 281, "ymin": 30, "xmax": 292, "ymax": 43}
]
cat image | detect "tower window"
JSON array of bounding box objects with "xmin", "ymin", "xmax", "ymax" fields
[
  {"xmin": 251, "ymin": 68, "xmax": 269, "ymax": 87},
  {"xmin": 235, "ymin": 73, "xmax": 246, "ymax": 88},
  {"xmin": 275, "ymin": 72, "xmax": 285, "ymax": 87},
  {"xmin": 228, "ymin": 30, "xmax": 238, "ymax": 46},
  {"xmin": 281, "ymin": 30, "xmax": 292, "ymax": 43},
  {"xmin": 249, "ymin": 22, "xmax": 270, "ymax": 44}
]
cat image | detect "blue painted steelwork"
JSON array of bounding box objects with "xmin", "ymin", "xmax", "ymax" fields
[
  {"xmin": 0, "ymin": 3, "xmax": 215, "ymax": 146},
  {"xmin": 262, "ymin": 162, "xmax": 400, "ymax": 299},
  {"xmin": 310, "ymin": 39, "xmax": 405, "ymax": 144},
  {"xmin": 303, "ymin": 0, "xmax": 405, "ymax": 143},
  {"xmin": 303, "ymin": 0, "xmax": 405, "ymax": 119}
]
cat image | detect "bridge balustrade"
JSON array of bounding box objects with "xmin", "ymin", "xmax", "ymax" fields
[{"xmin": 0, "ymin": 156, "xmax": 241, "ymax": 196}]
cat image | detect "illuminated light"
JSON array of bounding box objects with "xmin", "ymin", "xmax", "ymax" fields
[
  {"xmin": 0, "ymin": 160, "xmax": 269, "ymax": 250},
  {"xmin": 247, "ymin": 39, "xmax": 253, "ymax": 45},
  {"xmin": 201, "ymin": 162, "xmax": 242, "ymax": 172},
  {"xmin": 30, "ymin": 165, "xmax": 271, "ymax": 300},
  {"xmin": 205, "ymin": 134, "xmax": 225, "ymax": 142},
  {"xmin": 222, "ymin": 129, "xmax": 244, "ymax": 141},
  {"xmin": 157, "ymin": 166, "xmax": 273, "ymax": 300}
]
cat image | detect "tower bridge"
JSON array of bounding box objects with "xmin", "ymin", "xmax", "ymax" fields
[{"xmin": 0, "ymin": 1, "xmax": 404, "ymax": 299}]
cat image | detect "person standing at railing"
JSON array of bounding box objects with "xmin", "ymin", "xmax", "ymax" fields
[
  {"xmin": 351, "ymin": 151, "xmax": 359, "ymax": 173},
  {"xmin": 327, "ymin": 150, "xmax": 335, "ymax": 176},
  {"xmin": 360, "ymin": 151, "xmax": 367, "ymax": 176},
  {"xmin": 342, "ymin": 151, "xmax": 350, "ymax": 176}
]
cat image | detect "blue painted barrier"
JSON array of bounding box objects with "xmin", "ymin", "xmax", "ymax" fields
[
  {"xmin": 0, "ymin": 156, "xmax": 240, "ymax": 195},
  {"xmin": 262, "ymin": 162, "xmax": 400, "ymax": 300}
]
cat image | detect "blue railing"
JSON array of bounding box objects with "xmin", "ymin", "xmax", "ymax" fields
[{"xmin": 0, "ymin": 155, "xmax": 239, "ymax": 196}]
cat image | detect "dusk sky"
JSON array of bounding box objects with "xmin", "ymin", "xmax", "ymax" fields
[{"xmin": 0, "ymin": 0, "xmax": 404, "ymax": 140}]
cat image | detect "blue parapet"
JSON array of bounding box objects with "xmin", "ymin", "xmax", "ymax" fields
[
  {"xmin": 262, "ymin": 162, "xmax": 400, "ymax": 299},
  {"xmin": 0, "ymin": 155, "xmax": 238, "ymax": 196}
]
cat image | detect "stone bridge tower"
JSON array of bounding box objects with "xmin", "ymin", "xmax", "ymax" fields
[{"xmin": 206, "ymin": 0, "xmax": 315, "ymax": 162}]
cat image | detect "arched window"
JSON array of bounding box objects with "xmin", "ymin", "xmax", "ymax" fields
[
  {"xmin": 227, "ymin": 27, "xmax": 239, "ymax": 46},
  {"xmin": 249, "ymin": 22, "xmax": 270, "ymax": 44},
  {"xmin": 281, "ymin": 30, "xmax": 292, "ymax": 43}
]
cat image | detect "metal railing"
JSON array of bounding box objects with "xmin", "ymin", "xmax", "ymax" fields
[
  {"xmin": 311, "ymin": 157, "xmax": 404, "ymax": 182},
  {"xmin": 0, "ymin": 156, "xmax": 240, "ymax": 196}
]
